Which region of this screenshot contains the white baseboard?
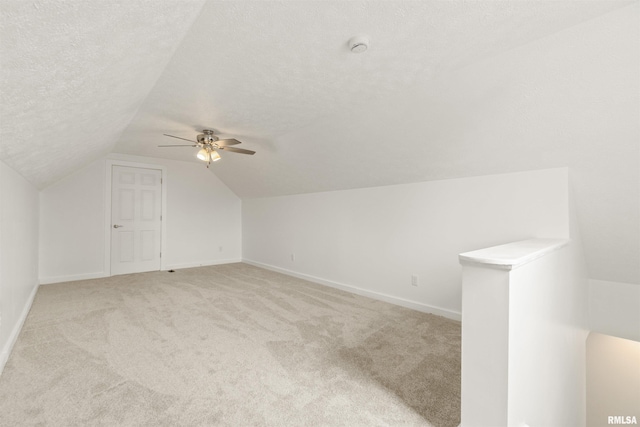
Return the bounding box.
[39,260,243,284]
[39,271,108,285]
[242,259,461,322]
[163,258,243,271]
[0,283,39,376]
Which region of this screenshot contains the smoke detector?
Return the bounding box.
[348,36,368,53]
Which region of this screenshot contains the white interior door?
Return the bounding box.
[111,166,162,276]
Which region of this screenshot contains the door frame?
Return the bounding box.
[104,159,167,277]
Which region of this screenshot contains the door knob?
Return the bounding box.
[113,224,124,228]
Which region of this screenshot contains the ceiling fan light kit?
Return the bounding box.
[197,147,220,162]
[196,148,208,161]
[210,150,221,162]
[159,129,255,168]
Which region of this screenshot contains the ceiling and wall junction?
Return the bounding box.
[1,0,637,284]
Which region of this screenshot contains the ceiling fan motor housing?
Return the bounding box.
[197,131,219,145]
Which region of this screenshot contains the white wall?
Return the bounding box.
[0,161,39,372]
[39,158,106,281]
[587,332,640,427]
[39,154,241,283]
[459,235,588,426]
[258,3,638,287]
[157,155,241,269]
[508,241,588,426]
[503,188,589,426]
[243,167,569,318]
[460,264,510,426]
[589,279,640,342]
[459,175,590,426]
[433,3,639,285]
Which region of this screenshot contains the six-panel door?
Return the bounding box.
[111,166,162,275]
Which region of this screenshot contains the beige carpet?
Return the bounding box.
[0,263,460,426]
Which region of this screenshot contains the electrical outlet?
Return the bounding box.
[411,275,418,286]
[291,254,295,262]
[219,246,223,252]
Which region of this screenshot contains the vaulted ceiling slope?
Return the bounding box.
[1,1,638,284]
[0,0,206,186]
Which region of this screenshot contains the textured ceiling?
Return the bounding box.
[114,0,632,166]
[0,0,205,186]
[1,0,638,284]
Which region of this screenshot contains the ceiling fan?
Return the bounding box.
[159,129,255,167]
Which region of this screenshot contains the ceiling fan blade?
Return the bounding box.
[163,134,198,143]
[219,146,256,155]
[216,138,242,146]
[158,144,197,147]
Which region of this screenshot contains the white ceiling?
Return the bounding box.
[1,0,638,283]
[0,0,206,186]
